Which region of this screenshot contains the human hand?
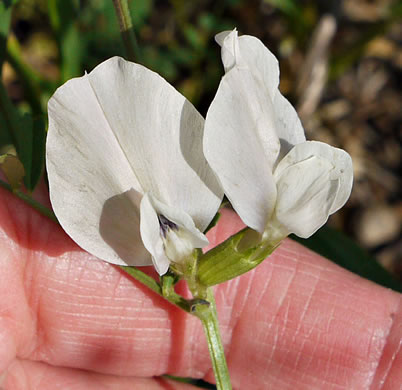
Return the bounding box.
[0,187,400,389]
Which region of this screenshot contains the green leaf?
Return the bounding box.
[11,111,33,190]
[48,0,80,35]
[0,82,32,188]
[0,112,12,148]
[48,0,85,81]
[60,23,86,81]
[183,25,206,50]
[263,0,302,18]
[128,0,153,28]
[30,116,46,190]
[0,81,27,147]
[0,0,20,74]
[292,226,402,293]
[0,81,45,191]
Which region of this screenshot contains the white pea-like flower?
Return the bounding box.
[46,57,223,275]
[204,30,353,240]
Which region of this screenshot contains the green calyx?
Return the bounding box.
[197,228,281,287]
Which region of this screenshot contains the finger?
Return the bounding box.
[370,301,402,389]
[3,359,199,390]
[209,212,402,389]
[0,187,401,389]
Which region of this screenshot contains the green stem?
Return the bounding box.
[6,36,55,115]
[112,0,141,62]
[0,179,58,222]
[118,265,191,312]
[196,288,232,390]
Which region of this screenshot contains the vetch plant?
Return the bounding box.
[45,29,353,390]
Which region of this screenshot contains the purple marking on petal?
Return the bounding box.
[158,214,178,238]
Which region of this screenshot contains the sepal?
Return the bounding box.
[197,228,281,287]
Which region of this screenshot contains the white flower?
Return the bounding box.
[46,57,223,275]
[204,30,353,239]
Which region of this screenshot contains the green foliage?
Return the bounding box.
[0,0,20,74]
[30,115,46,189]
[263,0,301,18]
[48,0,86,81]
[128,0,153,28]
[0,83,46,191]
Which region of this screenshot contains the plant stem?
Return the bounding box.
[6,36,55,115]
[0,179,58,222]
[118,265,191,312]
[112,0,141,62]
[196,288,232,390]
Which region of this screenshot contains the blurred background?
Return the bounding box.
[1,0,401,287]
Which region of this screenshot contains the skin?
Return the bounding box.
[0,186,401,390]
